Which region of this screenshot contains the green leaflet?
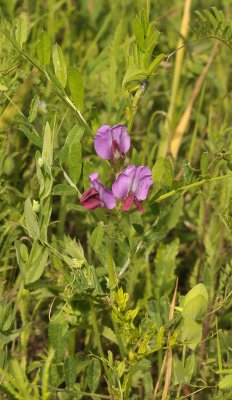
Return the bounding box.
[52,44,67,88]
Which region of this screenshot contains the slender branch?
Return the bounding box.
[154,173,232,203]
[153,352,167,399]
[170,41,219,158]
[90,300,112,389]
[159,0,192,157]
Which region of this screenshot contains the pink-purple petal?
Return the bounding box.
[131,166,153,201]
[122,193,135,211]
[94,124,130,160]
[112,165,136,200]
[89,172,116,210]
[80,188,102,210]
[101,190,117,209]
[94,125,112,159]
[111,125,130,155]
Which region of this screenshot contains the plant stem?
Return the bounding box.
[90,300,113,388]
[176,344,187,398]
[107,239,126,358]
[124,367,133,400]
[154,173,232,203]
[170,41,218,158]
[159,0,192,157]
[127,85,146,133]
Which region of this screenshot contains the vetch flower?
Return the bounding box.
[94,125,130,161]
[112,165,153,212]
[80,173,116,210]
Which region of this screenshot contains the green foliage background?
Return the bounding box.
[0,0,232,399]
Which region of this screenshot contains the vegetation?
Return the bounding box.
[0,0,232,399]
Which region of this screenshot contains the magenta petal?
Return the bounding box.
[122,193,135,211]
[131,166,153,201]
[111,125,130,155]
[89,172,116,210]
[94,125,112,159]
[134,197,144,213]
[80,188,102,210]
[112,165,136,200]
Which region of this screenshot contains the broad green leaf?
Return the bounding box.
[24,198,40,239]
[179,318,202,350]
[200,152,209,176]
[172,354,195,385]
[148,53,165,76]
[102,326,118,344]
[15,241,28,279]
[0,330,21,345]
[83,161,94,190]
[134,17,145,50]
[90,225,104,252]
[18,124,42,147]
[122,64,147,94]
[59,124,84,164]
[87,359,101,392]
[182,283,208,306]
[185,354,195,382]
[48,315,69,362]
[66,124,85,145]
[53,184,77,196]
[25,243,48,284]
[0,83,8,91]
[15,18,28,47]
[172,356,188,385]
[64,357,77,388]
[68,142,82,185]
[44,65,66,94]
[218,374,232,390]
[62,235,85,268]
[0,301,14,332]
[152,157,173,186]
[144,31,160,68]
[68,67,84,111]
[52,44,67,88]
[37,31,51,66]
[129,211,144,235]
[182,295,207,320]
[154,239,179,299]
[29,95,40,122]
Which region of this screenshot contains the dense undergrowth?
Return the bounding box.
[0,0,232,399]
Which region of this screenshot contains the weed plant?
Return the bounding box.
[0,1,232,399]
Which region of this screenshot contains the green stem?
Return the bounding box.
[216,317,222,372]
[127,86,145,133]
[107,243,118,295]
[1,31,93,138]
[112,319,126,359]
[124,367,133,400]
[57,195,66,238]
[90,300,113,388]
[158,0,192,157]
[176,345,186,398]
[154,173,232,203]
[107,240,126,358]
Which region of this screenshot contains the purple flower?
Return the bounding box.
[112,165,153,212]
[94,125,130,162]
[80,173,116,210]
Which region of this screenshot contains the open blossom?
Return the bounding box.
[94,125,130,161]
[80,173,116,210]
[112,165,153,212]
